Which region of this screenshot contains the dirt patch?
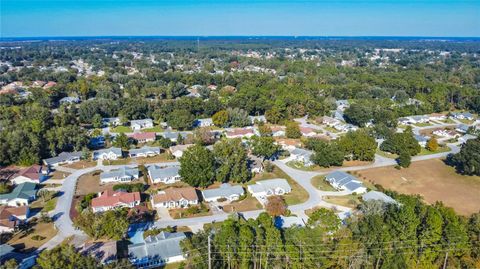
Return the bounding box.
[356,159,480,216]
[63,160,96,169]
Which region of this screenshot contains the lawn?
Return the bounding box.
[414,122,432,127]
[252,166,309,205]
[141,126,164,133]
[30,192,59,213]
[63,160,97,169]
[355,159,480,215]
[324,194,361,208]
[458,118,475,125]
[7,221,57,253]
[311,176,337,191]
[222,193,263,213]
[41,197,58,212]
[376,149,398,159]
[76,170,146,195]
[102,158,132,166]
[135,153,176,165]
[418,145,450,156]
[48,170,70,180]
[110,126,133,133]
[169,203,212,219]
[323,126,340,133]
[286,161,315,171]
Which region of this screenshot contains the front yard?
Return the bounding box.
[63,160,97,169]
[418,145,451,156]
[7,221,57,253]
[311,175,337,191]
[110,126,133,133]
[169,203,211,219]
[323,194,361,208]
[222,193,262,213]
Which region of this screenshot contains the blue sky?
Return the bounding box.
[1,0,479,37]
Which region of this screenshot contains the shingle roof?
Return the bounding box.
[248,178,291,194]
[43,151,82,166]
[100,167,138,180]
[0,182,37,201]
[147,165,180,180]
[91,190,141,208]
[202,184,244,200]
[129,146,160,156]
[94,147,122,156]
[13,165,43,181]
[325,171,365,192]
[152,187,198,204]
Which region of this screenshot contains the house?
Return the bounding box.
[151,187,198,208]
[410,115,429,124]
[0,206,29,233]
[11,165,49,184]
[160,132,189,142]
[43,151,82,167]
[450,112,474,121]
[202,183,245,202]
[0,244,37,269]
[100,166,139,184]
[458,134,477,144]
[274,216,306,229]
[289,148,314,167]
[102,117,121,127]
[428,113,447,121]
[335,100,350,111]
[129,146,161,158]
[333,110,345,122]
[0,183,37,207]
[300,127,316,137]
[362,191,397,204]
[335,123,358,132]
[270,126,285,137]
[325,171,367,194]
[147,165,180,184]
[456,124,470,134]
[169,144,194,159]
[82,241,118,265]
[432,129,459,139]
[128,132,156,143]
[249,155,264,173]
[414,134,429,148]
[90,136,105,148]
[194,118,213,127]
[128,232,187,268]
[225,128,255,139]
[249,115,267,124]
[321,116,341,127]
[130,119,154,131]
[247,178,292,204]
[91,190,141,213]
[44,81,57,89]
[93,147,122,160]
[59,96,80,105]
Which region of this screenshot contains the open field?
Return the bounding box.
[355,159,480,215]
[7,222,57,253]
[311,175,337,191]
[63,160,97,169]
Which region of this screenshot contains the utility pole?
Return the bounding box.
[442,250,449,269]
[208,234,212,269]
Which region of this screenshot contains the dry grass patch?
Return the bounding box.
[48,170,70,180]
[223,194,262,213]
[135,153,175,165]
[324,194,361,208]
[7,221,57,253]
[63,160,96,169]
[75,170,145,196]
[355,159,480,216]
[311,176,337,191]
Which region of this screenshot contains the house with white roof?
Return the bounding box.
[169,144,194,159]
[450,112,474,121]
[129,146,161,158]
[249,115,267,124]
[102,117,121,127]
[128,232,186,268]
[100,166,139,184]
[289,148,314,167]
[202,183,245,202]
[247,178,292,204]
[325,171,367,194]
[194,118,213,127]
[93,147,122,161]
[130,119,154,131]
[432,129,460,139]
[147,165,181,184]
[414,134,429,148]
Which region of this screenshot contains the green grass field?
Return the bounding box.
[110,126,132,133]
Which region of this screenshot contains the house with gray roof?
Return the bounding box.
[100,166,139,184]
[456,124,470,134]
[450,112,474,121]
[130,119,154,131]
[43,151,83,167]
[128,232,186,268]
[414,134,429,147]
[93,147,122,161]
[147,165,180,184]
[202,183,245,202]
[0,183,37,207]
[102,117,121,127]
[59,96,80,105]
[129,146,161,158]
[249,115,267,124]
[194,118,213,127]
[289,148,314,167]
[247,178,291,204]
[362,191,397,204]
[325,171,367,194]
[160,132,189,142]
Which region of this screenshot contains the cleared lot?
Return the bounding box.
[355,159,480,215]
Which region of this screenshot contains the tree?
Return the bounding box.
[226,107,250,127]
[311,142,344,167]
[338,129,377,161]
[36,244,100,269]
[212,110,229,127]
[344,103,373,127]
[112,133,130,149]
[449,138,480,176]
[397,150,411,168]
[92,114,103,129]
[307,208,341,233]
[285,121,301,139]
[258,124,272,137]
[249,136,281,160]
[179,145,216,187]
[380,127,421,156]
[265,107,283,124]
[426,137,439,151]
[265,196,287,217]
[167,109,194,130]
[213,139,251,183]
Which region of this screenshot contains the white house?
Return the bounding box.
[450,112,474,121]
[247,178,292,204]
[147,165,181,184]
[289,148,314,167]
[249,115,267,124]
[92,147,122,161]
[102,117,121,127]
[169,144,194,159]
[43,151,82,167]
[129,146,161,158]
[324,171,367,194]
[414,134,429,148]
[202,183,245,202]
[130,119,154,131]
[0,183,37,207]
[91,190,141,213]
[194,118,213,127]
[432,129,460,139]
[99,166,139,184]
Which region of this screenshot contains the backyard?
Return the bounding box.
[7,221,57,253]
